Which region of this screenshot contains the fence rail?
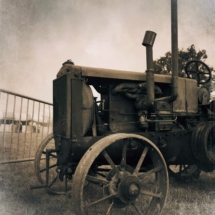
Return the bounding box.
[0,89,53,164]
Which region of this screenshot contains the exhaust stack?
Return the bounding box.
[142,31,157,109]
[168,0,178,102]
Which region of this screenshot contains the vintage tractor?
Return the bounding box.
[31,0,215,214]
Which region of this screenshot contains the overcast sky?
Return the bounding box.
[1,0,215,102]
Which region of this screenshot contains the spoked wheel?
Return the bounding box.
[168,164,201,182]
[34,133,72,195]
[72,133,169,215]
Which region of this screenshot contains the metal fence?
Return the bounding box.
[0,89,53,164]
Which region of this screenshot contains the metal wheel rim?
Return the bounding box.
[72,133,169,215]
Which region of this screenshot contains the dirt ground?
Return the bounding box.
[0,161,215,215]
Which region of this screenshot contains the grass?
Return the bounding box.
[0,162,75,215]
[0,132,215,214]
[0,162,215,215]
[0,130,50,162]
[163,172,215,215]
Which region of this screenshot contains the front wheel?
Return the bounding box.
[72,133,169,215]
[34,133,72,195]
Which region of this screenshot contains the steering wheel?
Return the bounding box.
[185,60,211,85]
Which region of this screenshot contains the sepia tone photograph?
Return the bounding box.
[0,0,215,214]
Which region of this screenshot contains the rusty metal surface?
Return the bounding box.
[81,65,173,83]
[81,82,94,136]
[108,84,139,133]
[142,31,157,109]
[185,79,198,113]
[168,0,178,103]
[53,72,95,139]
[173,78,198,113]
[53,73,71,138]
[70,129,195,165]
[173,78,186,112]
[57,64,172,83]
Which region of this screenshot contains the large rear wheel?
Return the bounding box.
[72,133,169,215]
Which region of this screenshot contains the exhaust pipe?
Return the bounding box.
[142,31,157,109]
[168,0,178,102]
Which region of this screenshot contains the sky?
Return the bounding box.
[0,0,215,103]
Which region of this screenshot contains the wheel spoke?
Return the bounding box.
[49,153,57,158]
[197,73,200,83]
[140,190,161,198]
[133,146,149,175]
[106,201,114,215]
[42,151,57,158]
[102,150,120,175]
[64,176,67,192]
[187,70,197,74]
[96,172,107,178]
[131,203,144,215]
[86,194,116,209]
[40,163,57,173]
[179,165,182,176]
[121,140,129,166]
[48,176,58,188]
[195,61,199,71]
[96,168,111,172]
[183,165,187,174]
[86,175,108,186]
[138,165,163,179]
[199,71,208,74]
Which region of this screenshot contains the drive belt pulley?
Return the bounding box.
[191,121,215,172]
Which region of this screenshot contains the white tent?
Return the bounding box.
[0,111,32,121]
[33,115,50,123]
[14,113,32,121]
[0,112,15,120]
[0,111,50,123]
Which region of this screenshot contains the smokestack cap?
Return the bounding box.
[142,31,157,47]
